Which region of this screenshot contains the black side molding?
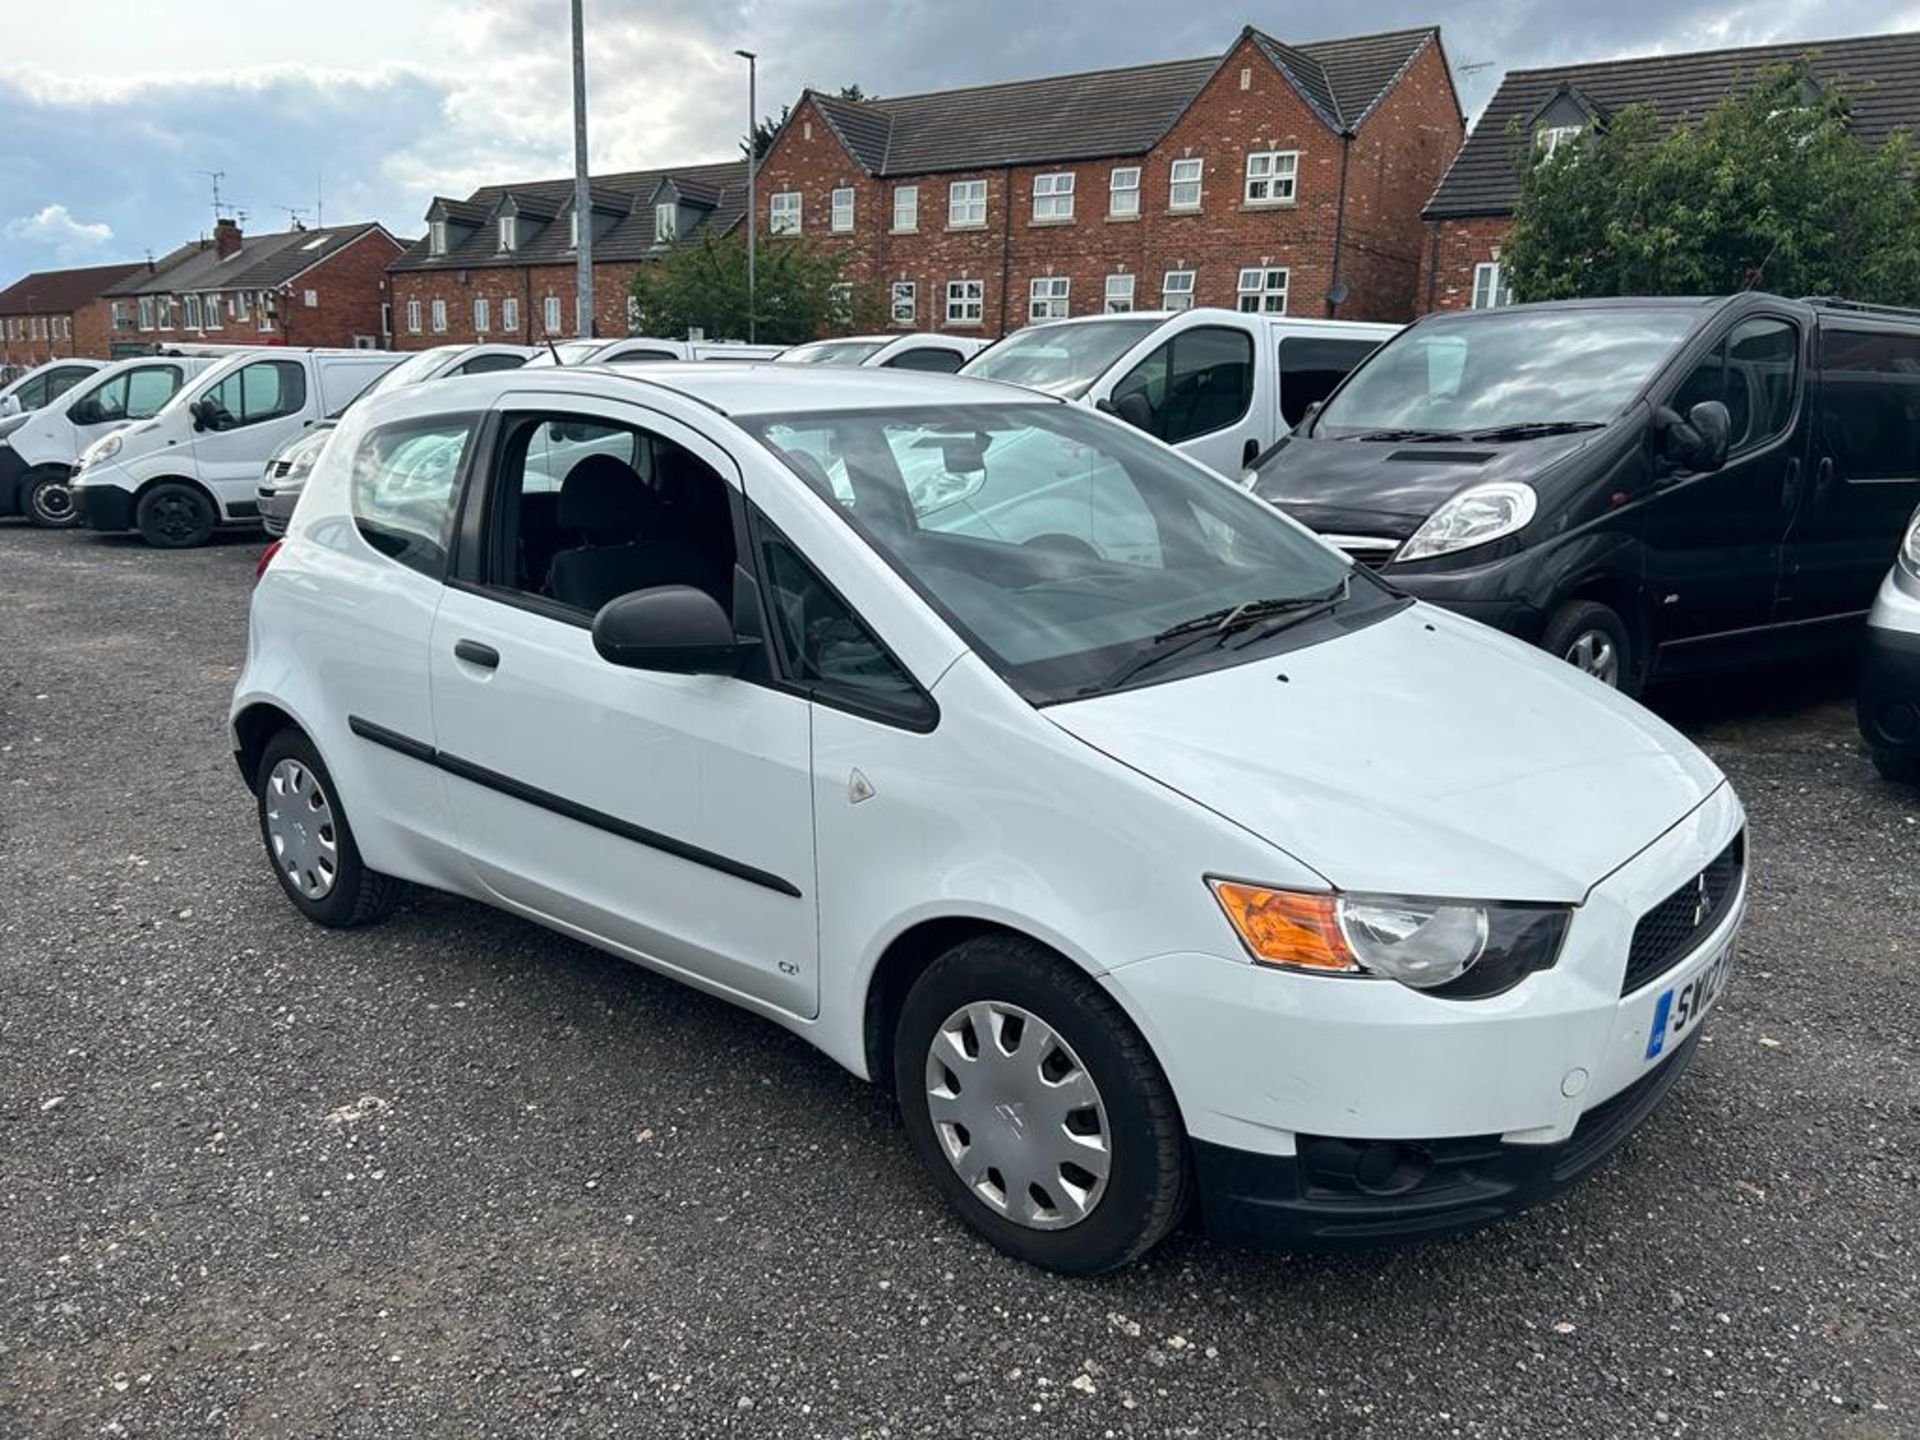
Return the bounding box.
[346,714,802,898]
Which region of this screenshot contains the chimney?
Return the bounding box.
[214,217,243,258]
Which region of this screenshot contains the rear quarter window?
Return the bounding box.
[349,416,479,578]
[1818,326,1920,480]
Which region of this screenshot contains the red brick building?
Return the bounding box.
[0,262,144,369]
[755,25,1462,336]
[387,162,747,349]
[1418,30,1920,313]
[93,219,405,353]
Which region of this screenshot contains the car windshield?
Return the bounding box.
[744,402,1377,702]
[779,339,887,366]
[1314,307,1703,437]
[961,319,1161,398]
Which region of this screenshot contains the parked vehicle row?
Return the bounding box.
[777,332,989,372]
[0,356,103,417]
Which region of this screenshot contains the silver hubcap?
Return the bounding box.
[30,481,73,522]
[923,1001,1111,1231]
[1565,629,1621,687]
[264,758,339,899]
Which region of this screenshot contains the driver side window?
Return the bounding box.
[1110,326,1254,445]
[1671,318,1798,454]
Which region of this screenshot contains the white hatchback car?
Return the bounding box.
[232,365,1748,1272]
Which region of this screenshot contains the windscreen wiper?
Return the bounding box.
[1465,420,1604,442]
[1223,575,1352,649]
[1083,580,1355,695]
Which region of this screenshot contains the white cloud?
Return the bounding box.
[4,204,114,260]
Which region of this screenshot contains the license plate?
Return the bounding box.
[1645,942,1734,1061]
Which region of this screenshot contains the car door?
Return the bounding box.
[1639,312,1805,650]
[1103,320,1263,476]
[428,390,818,1016]
[1779,321,1920,623]
[189,357,315,513]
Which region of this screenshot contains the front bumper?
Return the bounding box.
[1858,569,1920,765]
[73,481,135,533]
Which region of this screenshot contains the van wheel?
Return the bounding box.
[893,935,1189,1274]
[136,482,216,548]
[255,728,407,928]
[1543,600,1639,695]
[23,472,80,528]
[1870,747,1920,784]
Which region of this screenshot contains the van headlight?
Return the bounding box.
[1208,881,1572,998]
[1901,509,1920,577]
[82,433,123,468]
[1396,481,1538,563]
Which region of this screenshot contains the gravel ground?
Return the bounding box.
[1,521,1915,1440]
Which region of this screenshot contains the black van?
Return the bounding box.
[1248,294,1920,693]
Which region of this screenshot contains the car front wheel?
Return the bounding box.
[135,482,217,548]
[23,472,80,528]
[255,728,406,927]
[1543,598,1640,696]
[893,934,1189,1273]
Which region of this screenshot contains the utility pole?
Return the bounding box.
[571,0,595,338]
[736,49,758,343]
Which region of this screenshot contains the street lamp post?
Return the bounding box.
[571,0,594,338]
[736,48,757,344]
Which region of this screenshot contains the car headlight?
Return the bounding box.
[82,433,123,468]
[1396,481,1538,563]
[1208,880,1571,998]
[1901,509,1920,577]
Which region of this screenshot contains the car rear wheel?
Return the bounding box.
[135,482,217,548]
[1543,599,1639,696]
[23,472,80,528]
[893,934,1188,1273]
[255,729,406,928]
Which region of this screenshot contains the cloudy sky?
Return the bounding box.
[2,0,1916,279]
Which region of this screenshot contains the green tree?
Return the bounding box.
[628,231,884,345]
[1503,60,1920,305]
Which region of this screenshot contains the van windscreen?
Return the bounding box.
[961,319,1160,398]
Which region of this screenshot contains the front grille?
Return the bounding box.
[1321,534,1400,569]
[1621,832,1745,995]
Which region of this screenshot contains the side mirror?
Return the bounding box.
[68,400,100,426]
[1656,400,1730,474]
[591,585,754,675]
[1112,391,1155,433]
[0,396,18,417]
[188,399,211,432]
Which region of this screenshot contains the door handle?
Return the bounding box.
[453,638,500,669]
[1241,438,1260,468]
[1780,456,1802,511]
[1814,456,1835,506]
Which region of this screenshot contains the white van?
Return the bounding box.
[776,333,989,372]
[960,309,1397,477]
[0,357,105,418]
[524,337,787,367]
[71,347,402,547]
[0,355,220,527]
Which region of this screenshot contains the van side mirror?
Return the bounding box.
[1103,391,1154,432]
[68,399,101,426]
[1656,400,1731,474]
[188,399,212,432]
[591,586,755,675]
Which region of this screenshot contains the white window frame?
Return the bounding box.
[1244,150,1299,205]
[1161,271,1195,310]
[830,186,855,233]
[948,179,987,229]
[1472,261,1513,309]
[945,278,984,326]
[1032,172,1075,223]
[302,288,318,309]
[890,281,916,327]
[184,294,203,329]
[474,297,490,332]
[769,190,802,235]
[1537,125,1582,157]
[430,298,447,333]
[429,219,449,256]
[1169,157,1203,212]
[498,215,517,252]
[654,203,678,244]
[405,299,422,334]
[1029,276,1070,321]
[1108,167,1140,218]
[234,292,249,320]
[1236,266,1290,314]
[257,293,276,333]
[892,185,918,232]
[156,297,174,331]
[543,295,562,333]
[203,295,222,331]
[1103,274,1135,313]
[502,296,519,331]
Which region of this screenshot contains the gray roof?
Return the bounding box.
[106,224,392,296]
[391,159,750,273]
[0,261,146,315]
[804,26,1439,175]
[1426,28,1920,219]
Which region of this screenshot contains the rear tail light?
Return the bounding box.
[255,539,282,580]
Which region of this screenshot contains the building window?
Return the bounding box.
[543,295,562,333]
[203,296,222,330]
[258,293,276,332]
[1161,271,1195,310]
[1236,266,1289,313]
[828,282,853,323]
[303,288,319,309]
[498,215,517,252]
[830,187,855,233]
[429,219,449,256]
[948,179,987,229]
[625,295,642,334]
[406,299,422,334]
[502,296,519,331]
[654,203,677,244]
[892,185,918,232]
[1104,274,1135,313]
[430,298,447,333]
[184,294,203,329]
[1471,261,1513,309]
[59,316,71,339]
[1109,167,1140,218]
[111,301,132,332]
[1029,276,1070,321]
[890,281,916,327]
[1169,157,1203,212]
[234,292,249,320]
[157,297,175,330]
[1244,151,1299,205]
[474,297,490,332]
[1537,125,1582,157]
[945,278,984,326]
[770,191,802,235]
[1032,172,1075,222]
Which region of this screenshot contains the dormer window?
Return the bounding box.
[1537,124,1583,157]
[498,215,518,252]
[428,219,448,256]
[654,203,678,243]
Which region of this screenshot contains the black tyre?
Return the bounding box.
[255,728,407,928]
[135,481,217,548]
[1870,746,1920,784]
[893,934,1189,1274]
[1542,598,1639,696]
[23,471,80,529]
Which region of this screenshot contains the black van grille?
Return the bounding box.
[1621,832,1745,995]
